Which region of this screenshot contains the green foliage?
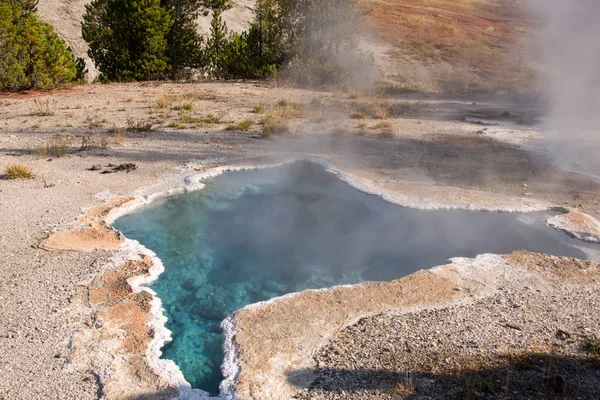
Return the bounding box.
[0,0,78,91]
[82,0,172,81]
[208,0,371,85]
[204,0,231,78]
[78,0,369,84]
[161,0,204,78]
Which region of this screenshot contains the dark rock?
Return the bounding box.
[504,323,522,331]
[555,329,571,340]
[501,111,512,118]
[113,163,137,172]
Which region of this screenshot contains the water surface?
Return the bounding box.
[113,161,588,395]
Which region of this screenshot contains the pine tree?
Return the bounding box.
[204,0,231,78]
[0,0,77,91]
[232,0,369,84]
[82,0,172,81]
[161,0,204,78]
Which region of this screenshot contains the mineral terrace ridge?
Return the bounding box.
[1,83,600,400]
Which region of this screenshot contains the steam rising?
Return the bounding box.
[526,0,600,175]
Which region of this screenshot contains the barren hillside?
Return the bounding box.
[37,0,535,92]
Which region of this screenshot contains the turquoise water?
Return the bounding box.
[113,161,588,395]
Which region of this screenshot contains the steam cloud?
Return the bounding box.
[526,0,600,175]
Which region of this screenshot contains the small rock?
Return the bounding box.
[90,165,102,171]
[505,323,522,331]
[113,163,137,172]
[501,111,512,117]
[555,329,571,341]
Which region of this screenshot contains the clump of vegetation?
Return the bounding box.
[582,332,600,358]
[174,103,193,111]
[37,134,72,158]
[83,0,172,81]
[374,121,394,136]
[253,105,266,114]
[350,111,366,120]
[0,0,80,91]
[356,122,367,135]
[371,100,391,120]
[261,114,290,138]
[126,117,153,132]
[85,114,106,128]
[167,121,187,130]
[201,114,220,124]
[79,130,108,150]
[227,119,254,131]
[156,96,171,109]
[4,163,33,179]
[81,0,369,85]
[112,128,125,144]
[389,373,415,397]
[347,90,362,100]
[32,99,57,116]
[331,127,349,136]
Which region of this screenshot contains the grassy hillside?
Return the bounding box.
[367,0,535,93]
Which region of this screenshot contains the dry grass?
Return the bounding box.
[156,96,171,109]
[389,373,415,397]
[331,127,350,137]
[261,114,290,138]
[112,128,125,145]
[368,0,534,92]
[371,100,391,120]
[37,134,72,158]
[253,105,266,114]
[167,122,187,130]
[126,118,153,132]
[32,99,57,116]
[79,130,108,150]
[374,121,395,136]
[347,90,362,100]
[583,333,600,358]
[227,119,254,132]
[350,111,367,120]
[4,163,33,179]
[174,103,193,111]
[173,112,221,128]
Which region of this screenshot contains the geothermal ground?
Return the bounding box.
[1,82,600,399]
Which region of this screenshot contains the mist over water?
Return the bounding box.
[114,162,589,395]
[526,0,600,175]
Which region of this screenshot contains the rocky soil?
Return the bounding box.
[0,82,599,399]
[296,274,600,399]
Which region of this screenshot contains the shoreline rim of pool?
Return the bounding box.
[101,157,595,400]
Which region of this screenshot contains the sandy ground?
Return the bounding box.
[1,82,600,399]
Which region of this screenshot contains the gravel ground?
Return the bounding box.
[1,82,599,399]
[295,286,600,399]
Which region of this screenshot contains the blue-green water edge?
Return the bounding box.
[113,161,588,395]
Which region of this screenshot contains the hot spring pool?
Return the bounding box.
[113,161,590,395]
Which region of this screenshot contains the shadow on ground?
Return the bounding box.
[288,353,600,399]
